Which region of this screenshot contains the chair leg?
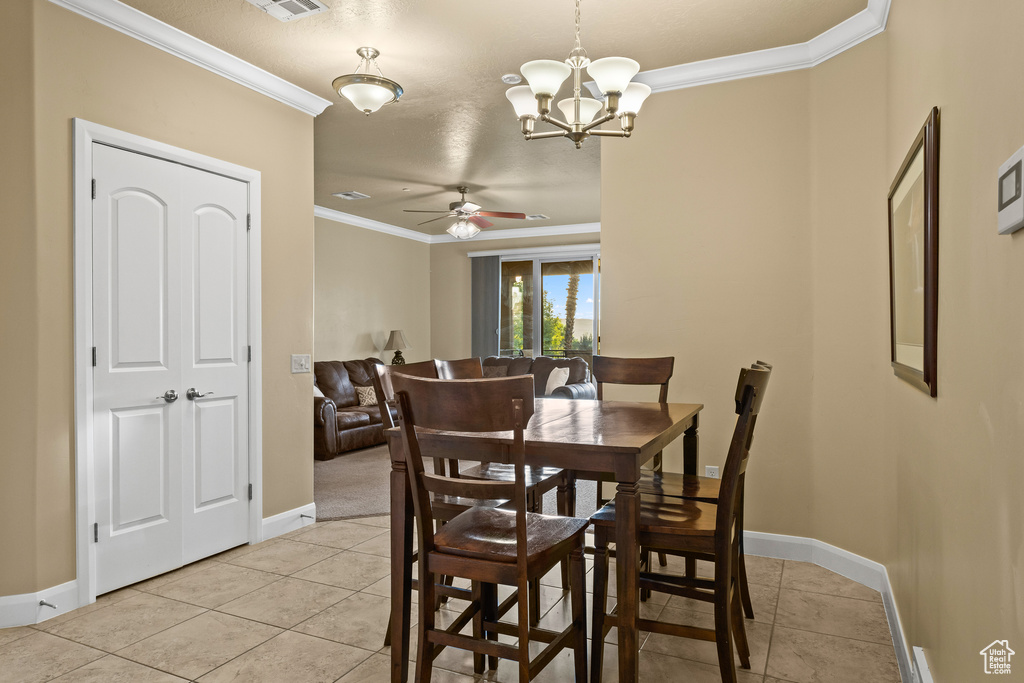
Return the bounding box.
[471,581,485,674]
[590,534,609,683]
[518,577,532,683]
[557,479,571,589]
[737,549,754,620]
[564,470,577,517]
[482,582,499,671]
[731,582,751,669]
[570,547,588,683]
[415,568,436,683]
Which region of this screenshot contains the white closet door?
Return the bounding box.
[92,143,250,593]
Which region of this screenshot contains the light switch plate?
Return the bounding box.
[291,354,311,374]
[998,145,1024,234]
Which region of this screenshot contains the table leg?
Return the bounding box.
[615,479,641,683]
[390,458,413,683]
[683,414,700,475]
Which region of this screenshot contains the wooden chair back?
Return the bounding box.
[371,360,438,430]
[435,357,484,380]
[392,374,536,560]
[591,355,675,402]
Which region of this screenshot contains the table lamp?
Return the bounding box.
[383,329,409,365]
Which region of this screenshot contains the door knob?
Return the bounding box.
[186,388,213,400]
[157,390,178,402]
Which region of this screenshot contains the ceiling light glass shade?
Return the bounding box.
[586,57,640,94]
[521,60,572,96]
[447,220,481,240]
[616,81,652,115]
[337,81,398,114]
[557,97,604,124]
[506,86,539,118]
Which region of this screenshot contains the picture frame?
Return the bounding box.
[888,106,939,396]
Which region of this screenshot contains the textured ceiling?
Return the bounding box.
[121,0,866,235]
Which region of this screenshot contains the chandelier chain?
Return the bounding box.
[574,0,581,51]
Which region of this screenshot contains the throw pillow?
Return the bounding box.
[313,384,325,398]
[356,385,378,406]
[482,365,508,378]
[544,366,571,395]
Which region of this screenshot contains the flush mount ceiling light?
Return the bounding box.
[332,47,403,114]
[506,0,651,149]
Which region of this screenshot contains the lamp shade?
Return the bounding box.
[383,329,409,351]
[447,219,481,240]
[520,59,572,97]
[506,85,539,118]
[339,82,397,114]
[557,97,604,125]
[587,57,640,95]
[616,81,652,115]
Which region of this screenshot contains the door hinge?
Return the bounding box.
[91,347,97,367]
[247,345,251,362]
[248,484,253,501]
[246,214,251,230]
[93,522,98,543]
[91,179,96,200]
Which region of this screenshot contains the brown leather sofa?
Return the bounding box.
[482,356,597,400]
[314,358,392,460]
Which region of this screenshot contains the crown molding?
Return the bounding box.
[314,205,433,243]
[315,205,600,244]
[46,0,332,116]
[587,0,891,96]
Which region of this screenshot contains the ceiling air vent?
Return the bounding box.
[244,0,328,22]
[525,214,550,221]
[332,191,371,200]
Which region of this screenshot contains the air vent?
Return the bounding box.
[332,191,371,201]
[244,0,328,22]
[525,214,549,220]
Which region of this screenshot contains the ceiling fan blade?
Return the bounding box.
[417,214,456,226]
[475,211,528,220]
[403,209,451,213]
[468,216,493,229]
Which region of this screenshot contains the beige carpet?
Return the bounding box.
[313,443,598,521]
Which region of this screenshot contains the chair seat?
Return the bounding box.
[589,495,719,537]
[638,471,721,502]
[435,506,588,564]
[460,463,565,491]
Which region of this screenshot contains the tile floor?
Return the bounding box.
[0,517,902,683]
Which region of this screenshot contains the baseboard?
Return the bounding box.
[261,502,317,541]
[744,531,912,683]
[0,580,81,628]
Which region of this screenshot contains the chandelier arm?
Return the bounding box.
[526,130,571,140]
[539,114,574,132]
[589,129,630,137]
[581,112,617,132]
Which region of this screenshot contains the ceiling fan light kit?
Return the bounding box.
[508,0,651,148]
[332,47,403,114]
[404,186,528,240]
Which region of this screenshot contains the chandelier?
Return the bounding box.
[332,47,403,115]
[505,0,651,149]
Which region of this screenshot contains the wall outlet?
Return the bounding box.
[704,465,720,479]
[291,354,311,374]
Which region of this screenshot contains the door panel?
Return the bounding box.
[93,143,250,592]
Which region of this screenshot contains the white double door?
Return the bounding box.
[92,144,251,595]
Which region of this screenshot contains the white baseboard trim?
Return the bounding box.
[745,531,912,682]
[0,580,81,628]
[261,502,317,541]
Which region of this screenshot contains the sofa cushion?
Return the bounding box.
[544,366,571,395]
[530,356,589,397]
[315,361,358,408]
[336,410,372,430]
[506,357,535,377]
[343,358,382,387]
[349,405,383,425]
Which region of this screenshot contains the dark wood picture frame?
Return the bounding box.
[888,106,939,396]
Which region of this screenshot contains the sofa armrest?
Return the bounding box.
[314,396,338,460]
[550,381,597,400]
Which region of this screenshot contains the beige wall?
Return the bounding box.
[429,234,601,361]
[604,4,1024,678]
[0,0,316,596]
[601,71,817,540]
[314,219,431,363]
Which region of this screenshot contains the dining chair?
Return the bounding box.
[434,356,484,379]
[637,360,772,618]
[589,363,771,683]
[393,373,589,683]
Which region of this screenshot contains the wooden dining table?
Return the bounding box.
[387,397,703,683]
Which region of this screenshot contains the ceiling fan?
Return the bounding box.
[404,186,527,237]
